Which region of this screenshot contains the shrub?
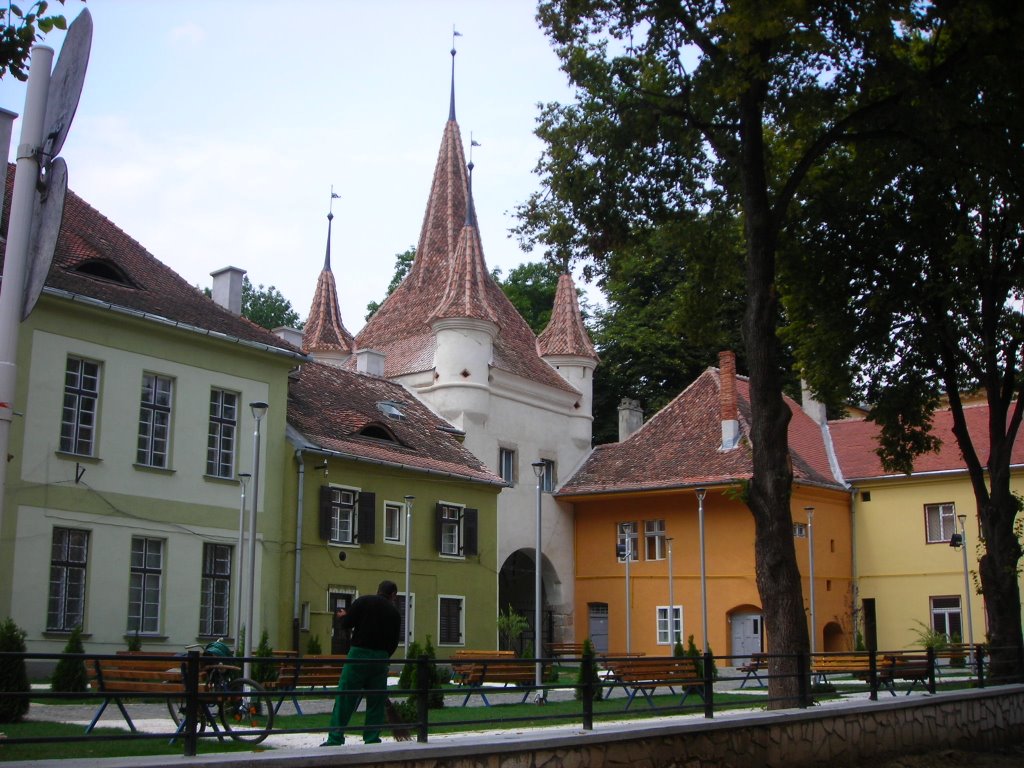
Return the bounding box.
[684,634,718,680]
[51,626,88,693]
[126,631,142,652]
[496,607,529,654]
[306,634,322,655]
[398,637,444,709]
[397,640,423,690]
[252,629,276,684]
[574,637,603,701]
[673,639,685,658]
[910,620,948,651]
[0,617,30,723]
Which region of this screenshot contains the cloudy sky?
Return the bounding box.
[1,0,591,334]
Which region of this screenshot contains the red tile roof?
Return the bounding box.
[287,360,502,485]
[537,273,598,360]
[431,196,499,324]
[302,214,355,355]
[559,366,844,496]
[829,404,1024,479]
[2,164,301,357]
[351,120,577,394]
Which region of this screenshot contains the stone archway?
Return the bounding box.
[823,621,846,652]
[498,548,558,654]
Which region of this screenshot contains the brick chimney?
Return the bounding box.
[618,398,643,442]
[719,350,740,450]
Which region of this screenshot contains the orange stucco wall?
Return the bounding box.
[570,485,853,659]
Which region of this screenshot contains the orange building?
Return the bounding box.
[558,352,852,661]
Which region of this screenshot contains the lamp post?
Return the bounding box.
[956,514,975,656]
[696,488,708,654]
[624,527,632,654]
[244,401,268,680]
[804,507,816,656]
[233,472,250,649]
[404,495,414,657]
[531,460,546,703]
[667,537,676,647]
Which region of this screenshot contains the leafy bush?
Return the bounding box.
[126,631,142,652]
[684,634,718,680]
[306,634,322,655]
[50,626,88,693]
[496,606,529,654]
[910,620,948,650]
[0,617,30,723]
[252,629,276,684]
[574,637,603,701]
[398,636,444,709]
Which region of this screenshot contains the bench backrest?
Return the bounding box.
[274,654,345,687]
[608,657,701,682]
[88,656,184,694]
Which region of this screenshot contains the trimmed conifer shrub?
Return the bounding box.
[574,637,603,701]
[0,617,30,723]
[51,626,88,693]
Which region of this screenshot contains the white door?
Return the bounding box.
[731,612,763,665]
[588,603,609,654]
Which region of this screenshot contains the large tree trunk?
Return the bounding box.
[739,87,810,708]
[978,488,1024,683]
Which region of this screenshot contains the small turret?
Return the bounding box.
[302,195,355,366]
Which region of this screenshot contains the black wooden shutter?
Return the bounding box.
[356,491,376,544]
[434,503,444,553]
[462,508,478,556]
[318,486,332,540]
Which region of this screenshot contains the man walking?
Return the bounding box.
[322,580,402,746]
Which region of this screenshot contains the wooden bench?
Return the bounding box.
[546,642,585,661]
[737,652,768,688]
[85,653,183,733]
[450,650,536,706]
[812,652,932,696]
[881,654,932,695]
[268,653,345,714]
[603,656,704,710]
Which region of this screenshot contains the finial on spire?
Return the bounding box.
[450,26,462,121]
[465,160,477,227]
[324,186,340,270]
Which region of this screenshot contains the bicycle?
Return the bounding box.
[167,640,274,744]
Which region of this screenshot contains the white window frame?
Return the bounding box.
[128,537,164,635]
[60,356,100,456]
[47,527,89,631]
[397,591,415,649]
[199,542,232,637]
[925,502,957,544]
[328,487,358,545]
[438,594,465,646]
[656,605,683,645]
[384,501,404,544]
[793,522,807,538]
[645,519,666,560]
[930,595,963,640]
[206,388,238,478]
[439,503,463,557]
[617,521,639,562]
[499,447,516,486]
[137,372,173,468]
[540,458,556,492]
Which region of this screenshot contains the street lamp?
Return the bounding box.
[667,537,677,647]
[804,507,816,656]
[233,472,251,649]
[955,514,975,657]
[244,401,268,680]
[696,488,708,654]
[531,460,546,703]
[404,495,414,657]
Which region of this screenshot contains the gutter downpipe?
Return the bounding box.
[293,450,305,653]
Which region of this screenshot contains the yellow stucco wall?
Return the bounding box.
[570,485,853,658]
[852,472,1024,651]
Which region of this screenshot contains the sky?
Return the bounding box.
[1,0,592,335]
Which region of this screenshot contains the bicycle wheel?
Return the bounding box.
[218,677,274,744]
[167,695,207,735]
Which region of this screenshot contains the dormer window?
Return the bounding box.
[72,259,133,286]
[358,423,397,442]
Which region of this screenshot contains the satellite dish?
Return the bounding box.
[41,8,92,161]
[23,157,67,319]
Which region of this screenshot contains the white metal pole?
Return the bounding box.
[625,530,632,655]
[244,403,267,679]
[958,514,975,657]
[667,537,676,647]
[697,488,708,654]
[534,466,544,701]
[0,48,53,534]
[404,495,414,657]
[806,508,817,656]
[233,473,250,648]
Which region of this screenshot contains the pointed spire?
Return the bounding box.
[465,160,477,227]
[449,26,461,122]
[538,273,599,360]
[302,199,355,360]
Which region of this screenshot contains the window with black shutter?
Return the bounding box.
[438,596,463,644]
[462,508,478,556]
[319,486,358,544]
[356,492,376,543]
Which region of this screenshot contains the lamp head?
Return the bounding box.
[532,460,546,479]
[250,401,269,421]
[949,533,963,549]
[695,487,707,502]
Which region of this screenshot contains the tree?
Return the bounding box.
[241,277,301,330]
[365,246,416,320]
[783,3,1024,679]
[0,1,73,81]
[520,0,947,705]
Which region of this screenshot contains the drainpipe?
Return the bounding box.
[850,486,859,645]
[293,450,305,653]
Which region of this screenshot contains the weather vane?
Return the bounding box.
[452,25,462,54]
[470,133,481,164]
[329,185,340,216]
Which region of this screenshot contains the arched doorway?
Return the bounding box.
[728,605,764,665]
[823,621,846,652]
[498,549,551,655]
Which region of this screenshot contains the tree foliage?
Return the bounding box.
[783,1,1024,678]
[241,276,302,331]
[0,0,73,81]
[366,246,416,320]
[520,0,965,704]
[492,260,563,334]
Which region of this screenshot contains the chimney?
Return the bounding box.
[719,350,740,450]
[274,326,303,348]
[210,266,246,315]
[801,379,827,425]
[355,348,385,377]
[618,398,643,442]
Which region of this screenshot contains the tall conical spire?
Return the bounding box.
[538,273,599,360]
[303,197,355,361]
